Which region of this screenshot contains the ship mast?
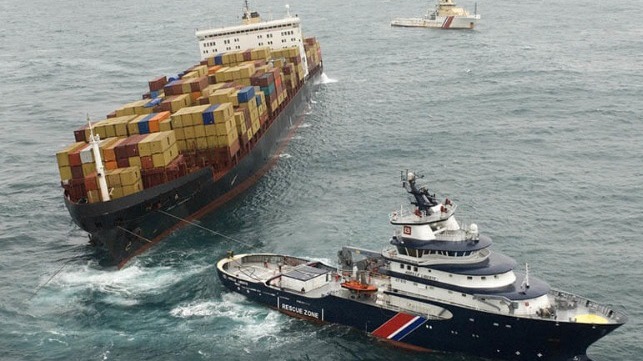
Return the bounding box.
[87,115,110,202]
[401,170,439,214]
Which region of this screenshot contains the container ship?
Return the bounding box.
[217,172,626,361]
[56,3,323,268]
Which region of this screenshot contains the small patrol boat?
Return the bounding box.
[216,171,626,361]
[391,0,480,30]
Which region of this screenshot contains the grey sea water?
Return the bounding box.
[0,0,641,360]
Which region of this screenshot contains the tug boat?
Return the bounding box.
[216,172,626,361]
[391,0,480,30]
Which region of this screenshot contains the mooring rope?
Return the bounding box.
[29,259,73,301]
[117,226,152,243]
[157,210,253,247]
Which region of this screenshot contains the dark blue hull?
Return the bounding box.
[64,65,323,267]
[218,269,620,361]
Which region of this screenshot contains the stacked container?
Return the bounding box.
[58,43,319,203]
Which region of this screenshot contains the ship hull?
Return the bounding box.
[218,263,621,361]
[65,66,322,267]
[391,15,480,29]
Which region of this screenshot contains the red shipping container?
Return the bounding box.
[148,76,167,92]
[71,165,84,179]
[74,124,88,142]
[140,156,154,169]
[68,149,83,167]
[117,157,130,168]
[125,135,143,157]
[114,140,129,160]
[84,174,98,191]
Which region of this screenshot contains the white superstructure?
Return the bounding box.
[195,3,309,77]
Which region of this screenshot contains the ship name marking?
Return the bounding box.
[281,303,320,319]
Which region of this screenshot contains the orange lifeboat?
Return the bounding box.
[340,279,378,293]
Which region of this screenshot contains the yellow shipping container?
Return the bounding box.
[208,88,236,105]
[127,115,147,135]
[129,156,141,168]
[251,47,271,60]
[196,136,208,150]
[205,124,217,137]
[217,129,238,147]
[194,124,206,138]
[56,141,85,167]
[190,104,210,125]
[182,71,198,80]
[119,166,141,186]
[215,118,232,135]
[136,133,156,157]
[214,103,234,122]
[194,64,208,77]
[206,135,217,148]
[87,190,101,204]
[177,139,187,152]
[149,131,176,154]
[110,186,124,200]
[214,67,229,83]
[159,118,172,131]
[152,143,179,167]
[183,126,195,139]
[58,166,72,181]
[106,168,122,187]
[82,163,96,176]
[171,94,192,113]
[202,83,226,97]
[101,115,137,137]
[122,181,143,197]
[174,127,185,140]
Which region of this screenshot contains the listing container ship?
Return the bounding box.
[56,3,323,267]
[217,172,626,361]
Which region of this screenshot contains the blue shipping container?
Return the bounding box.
[202,104,219,125]
[236,86,255,103]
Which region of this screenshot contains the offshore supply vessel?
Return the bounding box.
[56,3,323,267]
[391,0,480,30]
[217,172,626,361]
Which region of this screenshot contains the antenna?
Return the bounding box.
[521,263,530,291]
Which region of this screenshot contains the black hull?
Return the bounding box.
[217,270,621,361]
[65,66,323,267]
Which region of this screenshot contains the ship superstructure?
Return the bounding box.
[217,172,626,361]
[196,2,310,75]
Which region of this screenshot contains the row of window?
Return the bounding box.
[204,23,298,38]
[398,263,500,281]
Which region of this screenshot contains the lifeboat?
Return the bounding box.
[341,279,378,293]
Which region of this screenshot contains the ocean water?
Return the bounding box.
[0,0,641,360]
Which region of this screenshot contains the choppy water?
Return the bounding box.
[1,0,641,360]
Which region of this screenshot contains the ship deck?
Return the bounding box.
[220,254,392,302]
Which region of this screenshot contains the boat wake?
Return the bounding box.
[317,73,337,84]
[40,260,203,306]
